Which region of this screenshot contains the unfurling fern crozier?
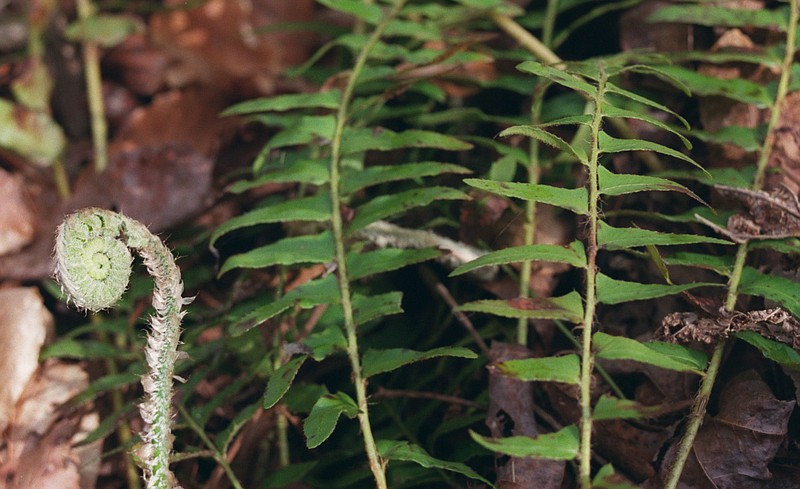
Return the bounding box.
[55,208,187,489]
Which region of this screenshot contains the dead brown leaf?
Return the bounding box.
[661,306,800,348]
[0,360,101,489]
[769,91,800,193]
[486,342,565,489]
[595,418,671,481]
[0,287,53,434]
[697,185,800,243]
[657,371,795,488]
[149,0,315,93]
[0,168,36,256]
[0,88,231,281]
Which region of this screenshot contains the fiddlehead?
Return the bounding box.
[55,208,186,489]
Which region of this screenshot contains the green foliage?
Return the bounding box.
[497,354,581,384]
[361,347,477,378]
[45,1,800,488]
[593,332,708,373]
[377,440,491,485]
[470,425,580,460]
[304,392,360,449]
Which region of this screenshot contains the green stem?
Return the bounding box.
[541,0,559,48]
[328,2,405,487]
[273,326,291,468]
[76,0,108,172]
[517,82,546,345]
[578,68,606,489]
[97,320,142,489]
[178,404,244,489]
[663,2,798,487]
[52,158,71,199]
[55,209,186,489]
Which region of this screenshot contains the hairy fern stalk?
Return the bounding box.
[55,208,187,489]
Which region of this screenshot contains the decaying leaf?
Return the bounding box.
[0,360,101,489]
[657,371,795,488]
[487,342,565,489]
[0,287,53,434]
[149,0,314,92]
[697,184,800,242]
[0,168,36,256]
[660,306,800,349]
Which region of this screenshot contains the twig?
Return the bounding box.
[178,404,244,489]
[374,387,485,410]
[418,266,491,357]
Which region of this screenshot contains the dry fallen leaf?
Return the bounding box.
[661,306,800,348]
[657,370,795,488]
[0,287,53,434]
[0,289,99,487]
[487,342,565,489]
[697,185,800,243]
[0,168,36,256]
[0,360,101,489]
[149,0,314,93]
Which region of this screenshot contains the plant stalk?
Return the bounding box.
[577,68,606,489]
[541,0,559,48]
[178,404,244,489]
[663,1,798,487]
[327,2,406,487]
[517,82,546,345]
[76,0,109,172]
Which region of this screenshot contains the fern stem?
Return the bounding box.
[541,0,559,48]
[489,12,663,171]
[96,319,143,489]
[663,2,798,487]
[178,404,244,489]
[517,82,546,345]
[577,67,606,489]
[327,2,405,487]
[489,11,561,65]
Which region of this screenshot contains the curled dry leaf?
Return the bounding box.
[660,306,800,349]
[697,185,800,243]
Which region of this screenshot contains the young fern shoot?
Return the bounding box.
[55,208,187,489]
